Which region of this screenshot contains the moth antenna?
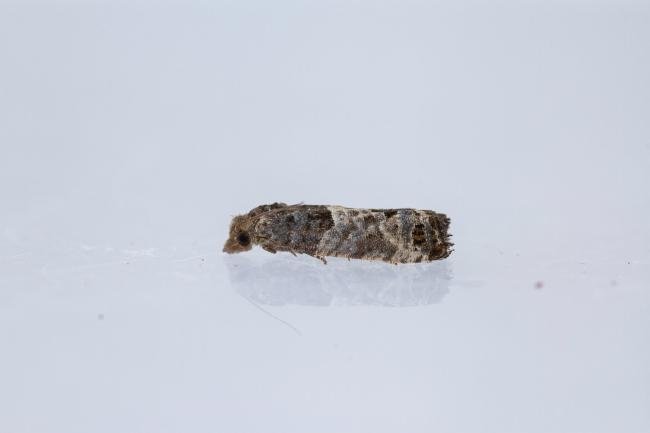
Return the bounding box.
[241,295,302,336]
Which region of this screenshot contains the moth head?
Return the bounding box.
[223,215,254,254]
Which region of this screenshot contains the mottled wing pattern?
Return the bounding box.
[255,205,334,256]
[224,203,452,264]
[317,207,451,263]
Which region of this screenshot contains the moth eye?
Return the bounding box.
[237,232,251,246]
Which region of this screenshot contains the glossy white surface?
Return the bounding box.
[1,2,649,432]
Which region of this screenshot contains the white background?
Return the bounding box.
[1,1,649,432]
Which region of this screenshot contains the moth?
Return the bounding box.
[223,203,452,264]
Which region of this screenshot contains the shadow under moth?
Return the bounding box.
[223,203,453,264]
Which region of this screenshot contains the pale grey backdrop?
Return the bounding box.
[1,1,649,432]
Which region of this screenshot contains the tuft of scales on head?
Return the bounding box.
[223,203,452,264]
[222,214,254,254]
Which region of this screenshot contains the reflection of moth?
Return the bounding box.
[223,203,452,264]
[226,255,452,306]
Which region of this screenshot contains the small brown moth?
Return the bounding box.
[223,203,452,264]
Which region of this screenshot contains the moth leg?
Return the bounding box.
[306,253,327,264]
[262,245,277,254]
